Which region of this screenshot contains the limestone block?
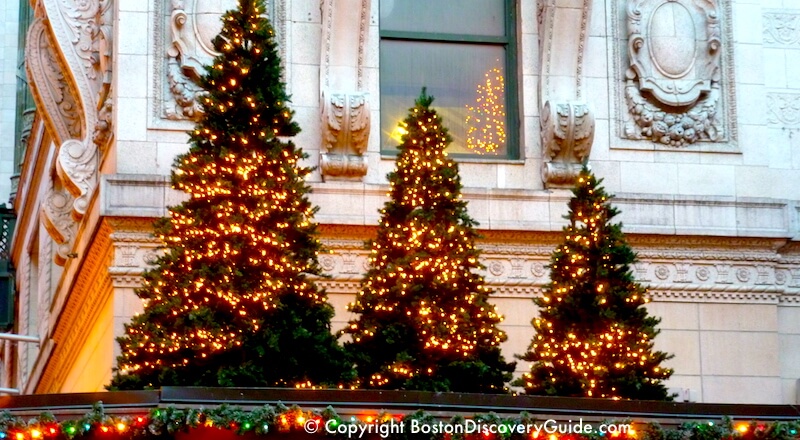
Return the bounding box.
[460,163,498,188]
[677,164,736,197]
[735,198,789,237]
[699,331,780,376]
[117,12,149,56]
[656,330,701,376]
[702,376,782,404]
[778,306,800,334]
[779,334,800,377]
[116,98,148,142]
[673,197,737,235]
[615,195,676,234]
[116,55,148,98]
[699,303,778,332]
[100,174,169,217]
[734,43,764,85]
[290,64,320,108]
[764,48,788,89]
[664,374,703,402]
[646,302,700,330]
[156,142,189,174]
[739,125,770,167]
[114,141,157,174]
[620,162,678,194]
[486,192,552,230]
[733,3,764,45]
[292,22,321,65]
[309,182,367,225]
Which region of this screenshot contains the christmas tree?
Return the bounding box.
[515,167,673,400]
[465,67,506,155]
[343,90,515,393]
[110,0,352,389]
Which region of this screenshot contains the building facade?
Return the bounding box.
[3,0,800,404]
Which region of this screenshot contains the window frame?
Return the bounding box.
[378,0,520,160]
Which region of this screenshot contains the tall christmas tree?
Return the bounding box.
[343,90,515,393]
[110,0,352,389]
[515,167,673,400]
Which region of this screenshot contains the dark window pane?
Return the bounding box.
[380,40,508,156]
[380,0,506,37]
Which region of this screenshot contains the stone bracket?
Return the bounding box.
[320,91,370,179]
[319,0,371,180]
[541,101,594,187]
[538,0,595,187]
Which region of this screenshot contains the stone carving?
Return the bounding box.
[40,189,78,266]
[767,93,800,127]
[654,265,670,280]
[28,0,115,249]
[319,0,372,180]
[541,101,594,187]
[623,0,723,146]
[695,266,711,282]
[735,267,751,283]
[26,18,84,145]
[56,139,98,218]
[763,12,800,47]
[163,0,285,120]
[538,0,594,187]
[320,92,369,179]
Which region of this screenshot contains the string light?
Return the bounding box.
[516,168,672,400]
[344,89,512,392]
[465,67,506,155]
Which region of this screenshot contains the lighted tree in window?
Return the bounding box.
[465,67,506,155]
[343,89,515,393]
[109,0,352,389]
[514,167,673,400]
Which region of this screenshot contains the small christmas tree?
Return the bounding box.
[515,167,673,399]
[343,89,515,393]
[465,67,506,155]
[110,0,351,389]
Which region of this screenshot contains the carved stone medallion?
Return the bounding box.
[623,0,725,147]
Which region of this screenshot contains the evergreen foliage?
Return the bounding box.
[515,167,673,399]
[342,90,515,393]
[110,0,351,389]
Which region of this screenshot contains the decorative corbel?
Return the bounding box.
[40,189,78,266]
[538,0,594,188]
[319,0,371,180]
[320,91,369,178]
[541,101,594,186]
[26,0,114,255]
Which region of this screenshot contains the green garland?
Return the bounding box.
[0,402,798,440]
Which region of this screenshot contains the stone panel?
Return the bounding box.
[698,303,778,332]
[702,376,782,404]
[699,331,780,376]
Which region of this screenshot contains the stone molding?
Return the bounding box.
[610,0,737,152]
[319,0,371,180]
[763,11,800,47]
[156,0,287,123]
[538,0,594,187]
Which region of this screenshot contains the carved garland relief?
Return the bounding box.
[623,0,724,147]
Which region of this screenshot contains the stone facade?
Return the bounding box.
[5,0,800,404]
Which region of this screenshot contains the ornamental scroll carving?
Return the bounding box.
[163,0,286,120]
[541,102,594,187]
[538,0,594,188]
[320,92,369,179]
[319,0,371,180]
[40,189,78,266]
[27,0,113,264]
[623,0,723,147]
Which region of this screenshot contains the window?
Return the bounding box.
[379,0,518,158]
